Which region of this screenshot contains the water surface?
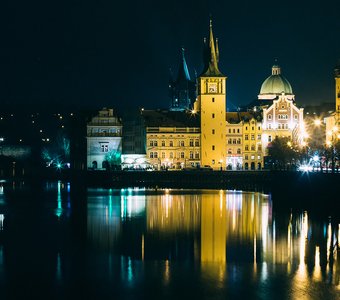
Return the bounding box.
[0,181,339,299]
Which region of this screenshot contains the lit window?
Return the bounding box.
[101,144,109,152]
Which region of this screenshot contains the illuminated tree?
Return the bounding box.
[104,150,121,170]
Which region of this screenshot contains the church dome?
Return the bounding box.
[259,65,293,95]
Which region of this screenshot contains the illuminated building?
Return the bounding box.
[242,117,263,170]
[226,113,243,170]
[86,108,122,170]
[142,109,200,170]
[194,20,227,170]
[325,65,340,146]
[169,48,196,111]
[258,65,305,150]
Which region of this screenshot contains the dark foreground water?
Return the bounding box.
[0,181,339,299]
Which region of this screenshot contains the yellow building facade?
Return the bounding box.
[242,118,263,170]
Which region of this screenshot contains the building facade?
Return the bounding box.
[86,108,122,170]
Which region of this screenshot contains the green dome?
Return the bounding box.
[259,65,293,95]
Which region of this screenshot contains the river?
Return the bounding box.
[0,180,338,299]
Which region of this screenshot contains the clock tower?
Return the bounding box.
[195,20,227,170]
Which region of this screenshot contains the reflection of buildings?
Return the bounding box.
[87,189,339,287]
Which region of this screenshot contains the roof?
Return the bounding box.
[226,111,262,123]
[259,65,293,95]
[142,110,200,127]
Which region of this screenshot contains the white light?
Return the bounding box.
[312,155,319,162]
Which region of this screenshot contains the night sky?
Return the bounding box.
[1,0,340,113]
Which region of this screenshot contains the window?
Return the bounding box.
[257,155,261,159]
[268,115,272,120]
[258,145,262,151]
[161,140,165,147]
[180,152,185,158]
[150,152,158,158]
[245,155,248,160]
[245,145,249,151]
[212,129,215,134]
[212,113,215,118]
[212,145,215,150]
[212,97,215,102]
[228,148,232,154]
[189,139,194,147]
[268,135,272,142]
[195,152,199,159]
[228,129,231,133]
[237,138,241,144]
[170,152,173,158]
[101,144,109,152]
[251,126,254,130]
[233,129,236,133]
[228,138,232,144]
[180,140,185,147]
[162,152,165,158]
[251,144,255,151]
[169,140,173,147]
[245,126,248,130]
[237,129,240,133]
[237,148,241,154]
[251,155,255,160]
[258,126,261,130]
[257,134,261,140]
[251,134,255,140]
[294,114,298,120]
[268,123,272,129]
[245,134,249,140]
[233,139,236,144]
[195,139,199,147]
[190,151,194,159]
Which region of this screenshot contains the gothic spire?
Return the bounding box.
[201,18,224,76]
[177,48,191,81]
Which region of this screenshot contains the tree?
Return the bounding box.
[105,150,121,170]
[267,137,298,170]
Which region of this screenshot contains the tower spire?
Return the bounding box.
[177,47,191,81]
[201,18,223,76]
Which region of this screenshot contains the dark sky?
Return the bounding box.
[1,0,340,113]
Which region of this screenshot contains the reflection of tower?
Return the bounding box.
[200,191,227,262]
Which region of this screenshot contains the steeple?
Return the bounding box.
[169,48,196,111]
[200,19,224,77]
[177,48,191,81]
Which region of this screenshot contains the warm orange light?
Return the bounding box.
[314,119,321,126]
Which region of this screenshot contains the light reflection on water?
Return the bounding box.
[87,188,340,297]
[0,183,338,299]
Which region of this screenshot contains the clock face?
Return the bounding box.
[208,83,217,93]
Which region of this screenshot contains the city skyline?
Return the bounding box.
[1,0,340,112]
